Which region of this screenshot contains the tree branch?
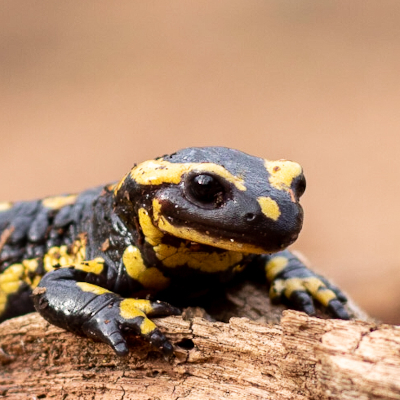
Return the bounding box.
[1,284,399,400]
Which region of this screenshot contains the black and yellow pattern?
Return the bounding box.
[0,147,348,356]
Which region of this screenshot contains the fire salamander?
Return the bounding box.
[0,147,349,356]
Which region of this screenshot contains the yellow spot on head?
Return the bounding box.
[130,159,246,191]
[265,160,302,192]
[257,197,281,221]
[42,194,77,210]
[76,282,111,295]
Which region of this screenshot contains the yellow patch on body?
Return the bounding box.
[42,194,78,210]
[119,298,157,335]
[76,282,111,295]
[113,172,130,195]
[257,197,281,221]
[265,160,302,192]
[138,208,164,246]
[0,202,12,212]
[21,258,41,288]
[154,242,243,273]
[125,299,155,314]
[22,258,39,273]
[0,264,24,314]
[123,245,170,290]
[75,258,105,275]
[129,159,247,191]
[123,245,147,279]
[270,277,336,307]
[0,258,44,314]
[265,256,289,282]
[0,264,24,295]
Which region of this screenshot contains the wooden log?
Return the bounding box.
[0,283,399,399]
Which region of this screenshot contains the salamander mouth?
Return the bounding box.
[155,215,297,254]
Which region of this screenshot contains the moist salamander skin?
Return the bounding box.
[0,146,348,356]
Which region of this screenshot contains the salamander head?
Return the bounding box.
[114,147,305,254]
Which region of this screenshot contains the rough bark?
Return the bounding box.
[0,283,399,400]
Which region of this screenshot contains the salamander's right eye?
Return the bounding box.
[185,174,225,207]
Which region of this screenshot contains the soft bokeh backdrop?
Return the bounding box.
[1,1,400,323]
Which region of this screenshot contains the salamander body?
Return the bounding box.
[0,147,348,355]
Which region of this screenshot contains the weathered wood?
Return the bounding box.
[1,300,399,400]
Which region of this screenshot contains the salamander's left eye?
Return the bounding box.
[185,174,225,206]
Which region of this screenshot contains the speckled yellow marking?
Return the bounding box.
[265,256,289,282]
[154,242,243,273]
[76,282,111,295]
[43,240,85,272]
[0,202,12,212]
[22,258,39,273]
[44,245,73,272]
[20,258,41,288]
[0,264,24,295]
[120,299,157,335]
[130,159,246,191]
[138,208,164,246]
[265,160,302,192]
[0,264,24,314]
[257,197,281,221]
[76,258,105,275]
[123,245,170,290]
[42,194,77,210]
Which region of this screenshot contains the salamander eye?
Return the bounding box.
[186,174,225,206]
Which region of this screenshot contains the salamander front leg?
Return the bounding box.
[263,250,349,319]
[32,267,181,356]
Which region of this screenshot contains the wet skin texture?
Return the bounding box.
[0,147,348,356]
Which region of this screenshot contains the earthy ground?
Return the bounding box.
[1,1,400,323]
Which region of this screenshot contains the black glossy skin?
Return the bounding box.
[0,147,349,356]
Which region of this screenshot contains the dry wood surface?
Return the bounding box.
[0,283,399,400]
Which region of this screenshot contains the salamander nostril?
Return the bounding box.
[245,213,256,222]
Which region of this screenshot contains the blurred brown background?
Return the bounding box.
[1,1,400,323]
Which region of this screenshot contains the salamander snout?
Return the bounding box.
[292,173,306,200]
